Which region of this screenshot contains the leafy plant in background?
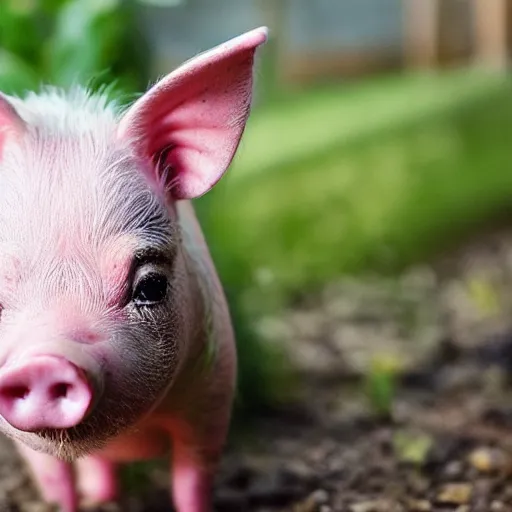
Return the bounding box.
[364,353,403,419]
[0,0,148,98]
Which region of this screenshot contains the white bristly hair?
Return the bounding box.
[0,85,174,308]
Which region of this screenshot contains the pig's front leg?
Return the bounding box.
[76,455,118,507]
[169,409,232,512]
[170,433,219,512]
[15,441,78,512]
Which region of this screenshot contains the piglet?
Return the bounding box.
[0,27,268,512]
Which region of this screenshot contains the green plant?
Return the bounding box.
[196,69,512,317]
[0,0,148,98]
[392,430,433,466]
[365,354,403,418]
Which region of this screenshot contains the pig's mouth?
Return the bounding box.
[3,419,127,462]
[0,418,120,462]
[0,383,161,462]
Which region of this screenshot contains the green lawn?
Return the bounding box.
[196,68,512,314]
[233,68,508,180]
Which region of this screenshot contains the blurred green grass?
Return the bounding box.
[196,68,512,315]
[236,68,506,178]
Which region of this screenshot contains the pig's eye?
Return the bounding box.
[132,272,168,306]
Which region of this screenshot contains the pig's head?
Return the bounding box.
[0,27,267,460]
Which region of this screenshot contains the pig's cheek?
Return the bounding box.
[0,313,22,368]
[102,327,174,389]
[0,253,21,295]
[93,332,140,382]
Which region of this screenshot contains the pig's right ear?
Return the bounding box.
[0,94,25,159]
[117,27,268,200]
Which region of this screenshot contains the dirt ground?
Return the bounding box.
[5,228,512,511]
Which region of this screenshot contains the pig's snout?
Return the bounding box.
[0,356,93,432]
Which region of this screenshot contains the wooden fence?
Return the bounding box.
[405,0,511,71]
[138,0,512,87]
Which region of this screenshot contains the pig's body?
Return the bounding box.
[0,27,267,512]
[78,200,237,510]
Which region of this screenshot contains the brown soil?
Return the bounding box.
[5,229,512,511]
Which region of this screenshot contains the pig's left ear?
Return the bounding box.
[117,27,268,200]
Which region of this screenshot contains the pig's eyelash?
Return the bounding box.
[133,247,174,269]
[115,247,173,309]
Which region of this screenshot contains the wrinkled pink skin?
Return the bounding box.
[0,27,268,512]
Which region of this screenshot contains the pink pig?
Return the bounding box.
[0,27,268,511]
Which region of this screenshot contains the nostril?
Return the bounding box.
[49,383,70,400]
[3,385,30,400]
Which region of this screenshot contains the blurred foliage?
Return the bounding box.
[392,430,433,466]
[196,68,512,417]
[225,284,298,426]
[364,354,403,418]
[467,277,501,317]
[0,0,148,97]
[196,69,512,318]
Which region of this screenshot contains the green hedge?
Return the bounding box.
[196,69,512,314]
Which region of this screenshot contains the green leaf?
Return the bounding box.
[364,354,402,417]
[0,49,40,94]
[393,430,433,465]
[467,277,500,316]
[45,0,123,88]
[0,2,43,66]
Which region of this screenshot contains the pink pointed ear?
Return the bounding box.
[117,26,268,200]
[0,94,25,159]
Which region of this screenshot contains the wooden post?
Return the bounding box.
[256,0,288,86]
[472,0,509,70]
[403,0,441,69]
[437,0,473,66]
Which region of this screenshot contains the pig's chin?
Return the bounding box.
[4,427,109,462]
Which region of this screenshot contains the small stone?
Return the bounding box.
[287,460,317,481]
[490,501,506,511]
[294,489,329,512]
[100,504,119,512]
[350,502,379,512]
[349,500,401,512]
[468,447,511,474]
[2,474,27,493]
[220,463,256,489]
[82,500,119,511]
[22,503,55,512]
[309,489,329,504]
[436,483,472,505]
[214,488,248,512]
[442,460,464,478]
[406,499,432,511]
[248,469,305,507]
[407,474,430,495]
[501,485,512,503]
